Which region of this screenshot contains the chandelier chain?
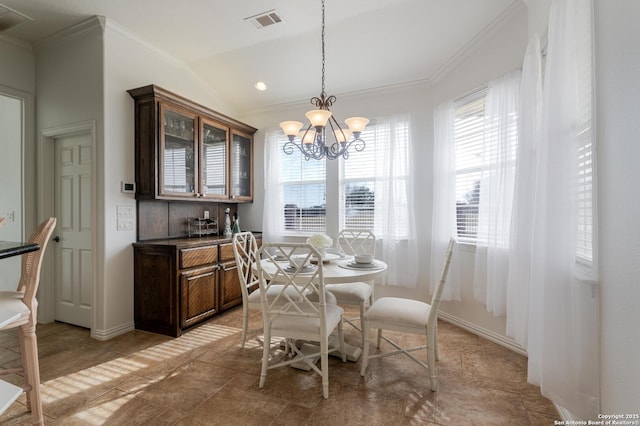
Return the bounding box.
[279,0,368,160]
[321,0,326,98]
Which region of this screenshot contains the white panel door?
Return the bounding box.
[54,133,92,327]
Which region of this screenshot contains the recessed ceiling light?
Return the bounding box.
[255,81,267,91]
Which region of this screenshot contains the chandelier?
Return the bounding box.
[279,0,369,160]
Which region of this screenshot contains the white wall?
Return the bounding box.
[34,18,105,332]
[100,18,237,337]
[240,4,529,340]
[31,16,238,338]
[595,0,640,413]
[0,36,35,93]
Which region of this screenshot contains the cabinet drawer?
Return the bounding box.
[219,243,235,262]
[180,246,218,269]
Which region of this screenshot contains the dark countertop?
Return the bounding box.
[0,241,40,260]
[133,232,261,248]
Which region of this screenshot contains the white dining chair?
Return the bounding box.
[255,242,345,399]
[232,232,323,349]
[359,237,456,391]
[232,231,262,348]
[0,217,57,424]
[325,229,376,341]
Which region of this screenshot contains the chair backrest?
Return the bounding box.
[256,242,327,324]
[336,229,376,256]
[232,231,260,302]
[428,237,456,324]
[19,218,57,315]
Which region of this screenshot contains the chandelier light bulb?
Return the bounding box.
[345,117,370,134]
[305,109,332,128]
[279,121,304,137]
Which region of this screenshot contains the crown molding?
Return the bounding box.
[241,77,433,117]
[0,32,32,51]
[430,0,526,83]
[33,15,105,50]
[104,18,183,68]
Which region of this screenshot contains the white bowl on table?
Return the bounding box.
[290,255,310,269]
[354,254,373,264]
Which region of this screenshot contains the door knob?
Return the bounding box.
[53,236,60,242]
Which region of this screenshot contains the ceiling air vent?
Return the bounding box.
[0,3,32,32]
[244,9,283,30]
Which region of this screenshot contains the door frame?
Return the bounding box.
[39,120,97,331]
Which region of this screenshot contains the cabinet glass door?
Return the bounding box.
[201,119,228,199]
[231,130,252,200]
[160,105,197,197]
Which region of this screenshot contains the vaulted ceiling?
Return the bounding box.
[0,0,521,113]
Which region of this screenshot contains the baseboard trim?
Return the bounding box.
[554,404,577,422]
[91,321,135,341]
[437,311,527,356]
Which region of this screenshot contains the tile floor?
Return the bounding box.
[0,306,559,425]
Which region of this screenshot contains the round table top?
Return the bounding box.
[257,256,387,284]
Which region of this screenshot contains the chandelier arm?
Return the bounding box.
[342,138,366,154]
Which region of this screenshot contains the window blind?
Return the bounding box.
[278,136,327,232]
[340,120,410,238]
[453,92,486,242]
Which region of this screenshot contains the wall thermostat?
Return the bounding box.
[121,181,136,193]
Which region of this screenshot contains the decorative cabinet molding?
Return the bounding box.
[128,85,256,202]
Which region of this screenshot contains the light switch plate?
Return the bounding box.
[117,206,134,219]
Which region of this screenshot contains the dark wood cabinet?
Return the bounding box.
[181,266,217,328]
[128,85,256,202]
[218,242,241,311]
[133,235,260,337]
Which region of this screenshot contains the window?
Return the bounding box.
[453,90,486,243]
[340,119,411,238]
[277,137,326,232]
[275,117,411,238]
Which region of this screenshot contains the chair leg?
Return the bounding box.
[434,320,439,361]
[320,339,329,399]
[360,319,370,376]
[358,301,366,345]
[376,328,382,349]
[339,320,346,363]
[259,325,271,389]
[427,330,437,391]
[241,303,249,348]
[21,325,44,425]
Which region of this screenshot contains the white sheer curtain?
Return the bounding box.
[372,115,418,288]
[526,0,599,418]
[505,34,543,346]
[431,102,461,300]
[472,70,521,315]
[262,130,284,243]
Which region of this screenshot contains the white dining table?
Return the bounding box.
[257,255,388,364]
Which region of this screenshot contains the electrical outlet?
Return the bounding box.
[5,211,14,222]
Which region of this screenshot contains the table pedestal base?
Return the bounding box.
[290,337,362,370]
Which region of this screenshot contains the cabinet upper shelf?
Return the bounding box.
[128,84,257,203]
